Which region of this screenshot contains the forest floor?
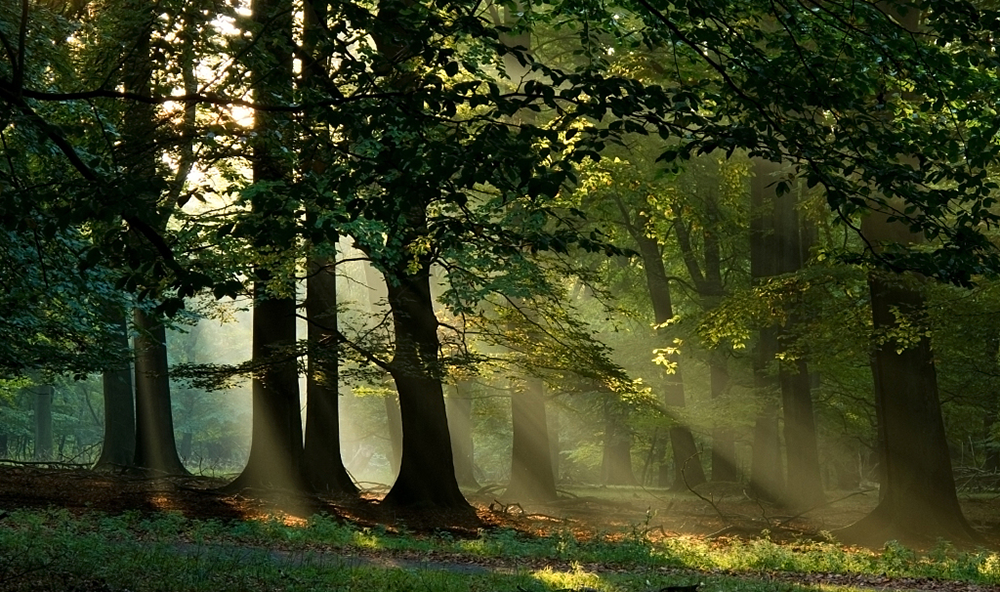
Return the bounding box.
[2,465,1000,591]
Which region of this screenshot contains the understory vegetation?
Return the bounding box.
[2,505,999,592]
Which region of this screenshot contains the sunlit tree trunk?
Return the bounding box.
[304,253,357,494]
[668,192,740,484]
[368,0,468,510]
[773,177,823,509]
[300,0,356,495]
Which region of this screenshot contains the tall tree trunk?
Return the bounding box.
[749,160,785,500]
[113,2,186,476]
[505,376,558,501]
[631,230,706,489]
[227,0,306,493]
[132,309,188,474]
[781,358,823,508]
[446,381,479,489]
[380,261,469,509]
[773,176,823,508]
[838,272,975,542]
[96,308,135,470]
[301,0,356,496]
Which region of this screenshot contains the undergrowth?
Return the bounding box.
[0,507,997,591]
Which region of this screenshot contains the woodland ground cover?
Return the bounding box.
[1,467,1000,592]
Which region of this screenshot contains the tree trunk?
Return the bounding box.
[33,384,53,461]
[95,308,135,470]
[601,393,639,486]
[633,232,706,489]
[709,352,739,482]
[773,174,824,509]
[446,381,480,489]
[548,401,560,484]
[749,159,785,500]
[380,262,470,509]
[505,376,558,501]
[132,309,188,475]
[303,252,358,494]
[227,0,305,493]
[781,358,824,508]
[837,273,977,543]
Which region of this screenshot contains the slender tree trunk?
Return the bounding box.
[227,0,306,493]
[96,308,135,470]
[781,358,823,508]
[505,376,557,501]
[446,381,480,489]
[132,309,188,475]
[632,231,706,489]
[601,394,639,485]
[548,401,560,483]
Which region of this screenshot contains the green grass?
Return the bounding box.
[1,507,998,591]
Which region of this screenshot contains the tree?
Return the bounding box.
[227,0,305,493]
[300,0,357,496]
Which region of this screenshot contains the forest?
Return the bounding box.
[4,0,1000,590]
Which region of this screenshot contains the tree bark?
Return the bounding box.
[505,376,558,501]
[773,173,823,509]
[837,272,977,543]
[132,309,188,475]
[709,352,739,482]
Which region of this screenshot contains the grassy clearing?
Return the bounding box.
[0,507,997,591]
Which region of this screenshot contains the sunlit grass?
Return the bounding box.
[1,507,999,591]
